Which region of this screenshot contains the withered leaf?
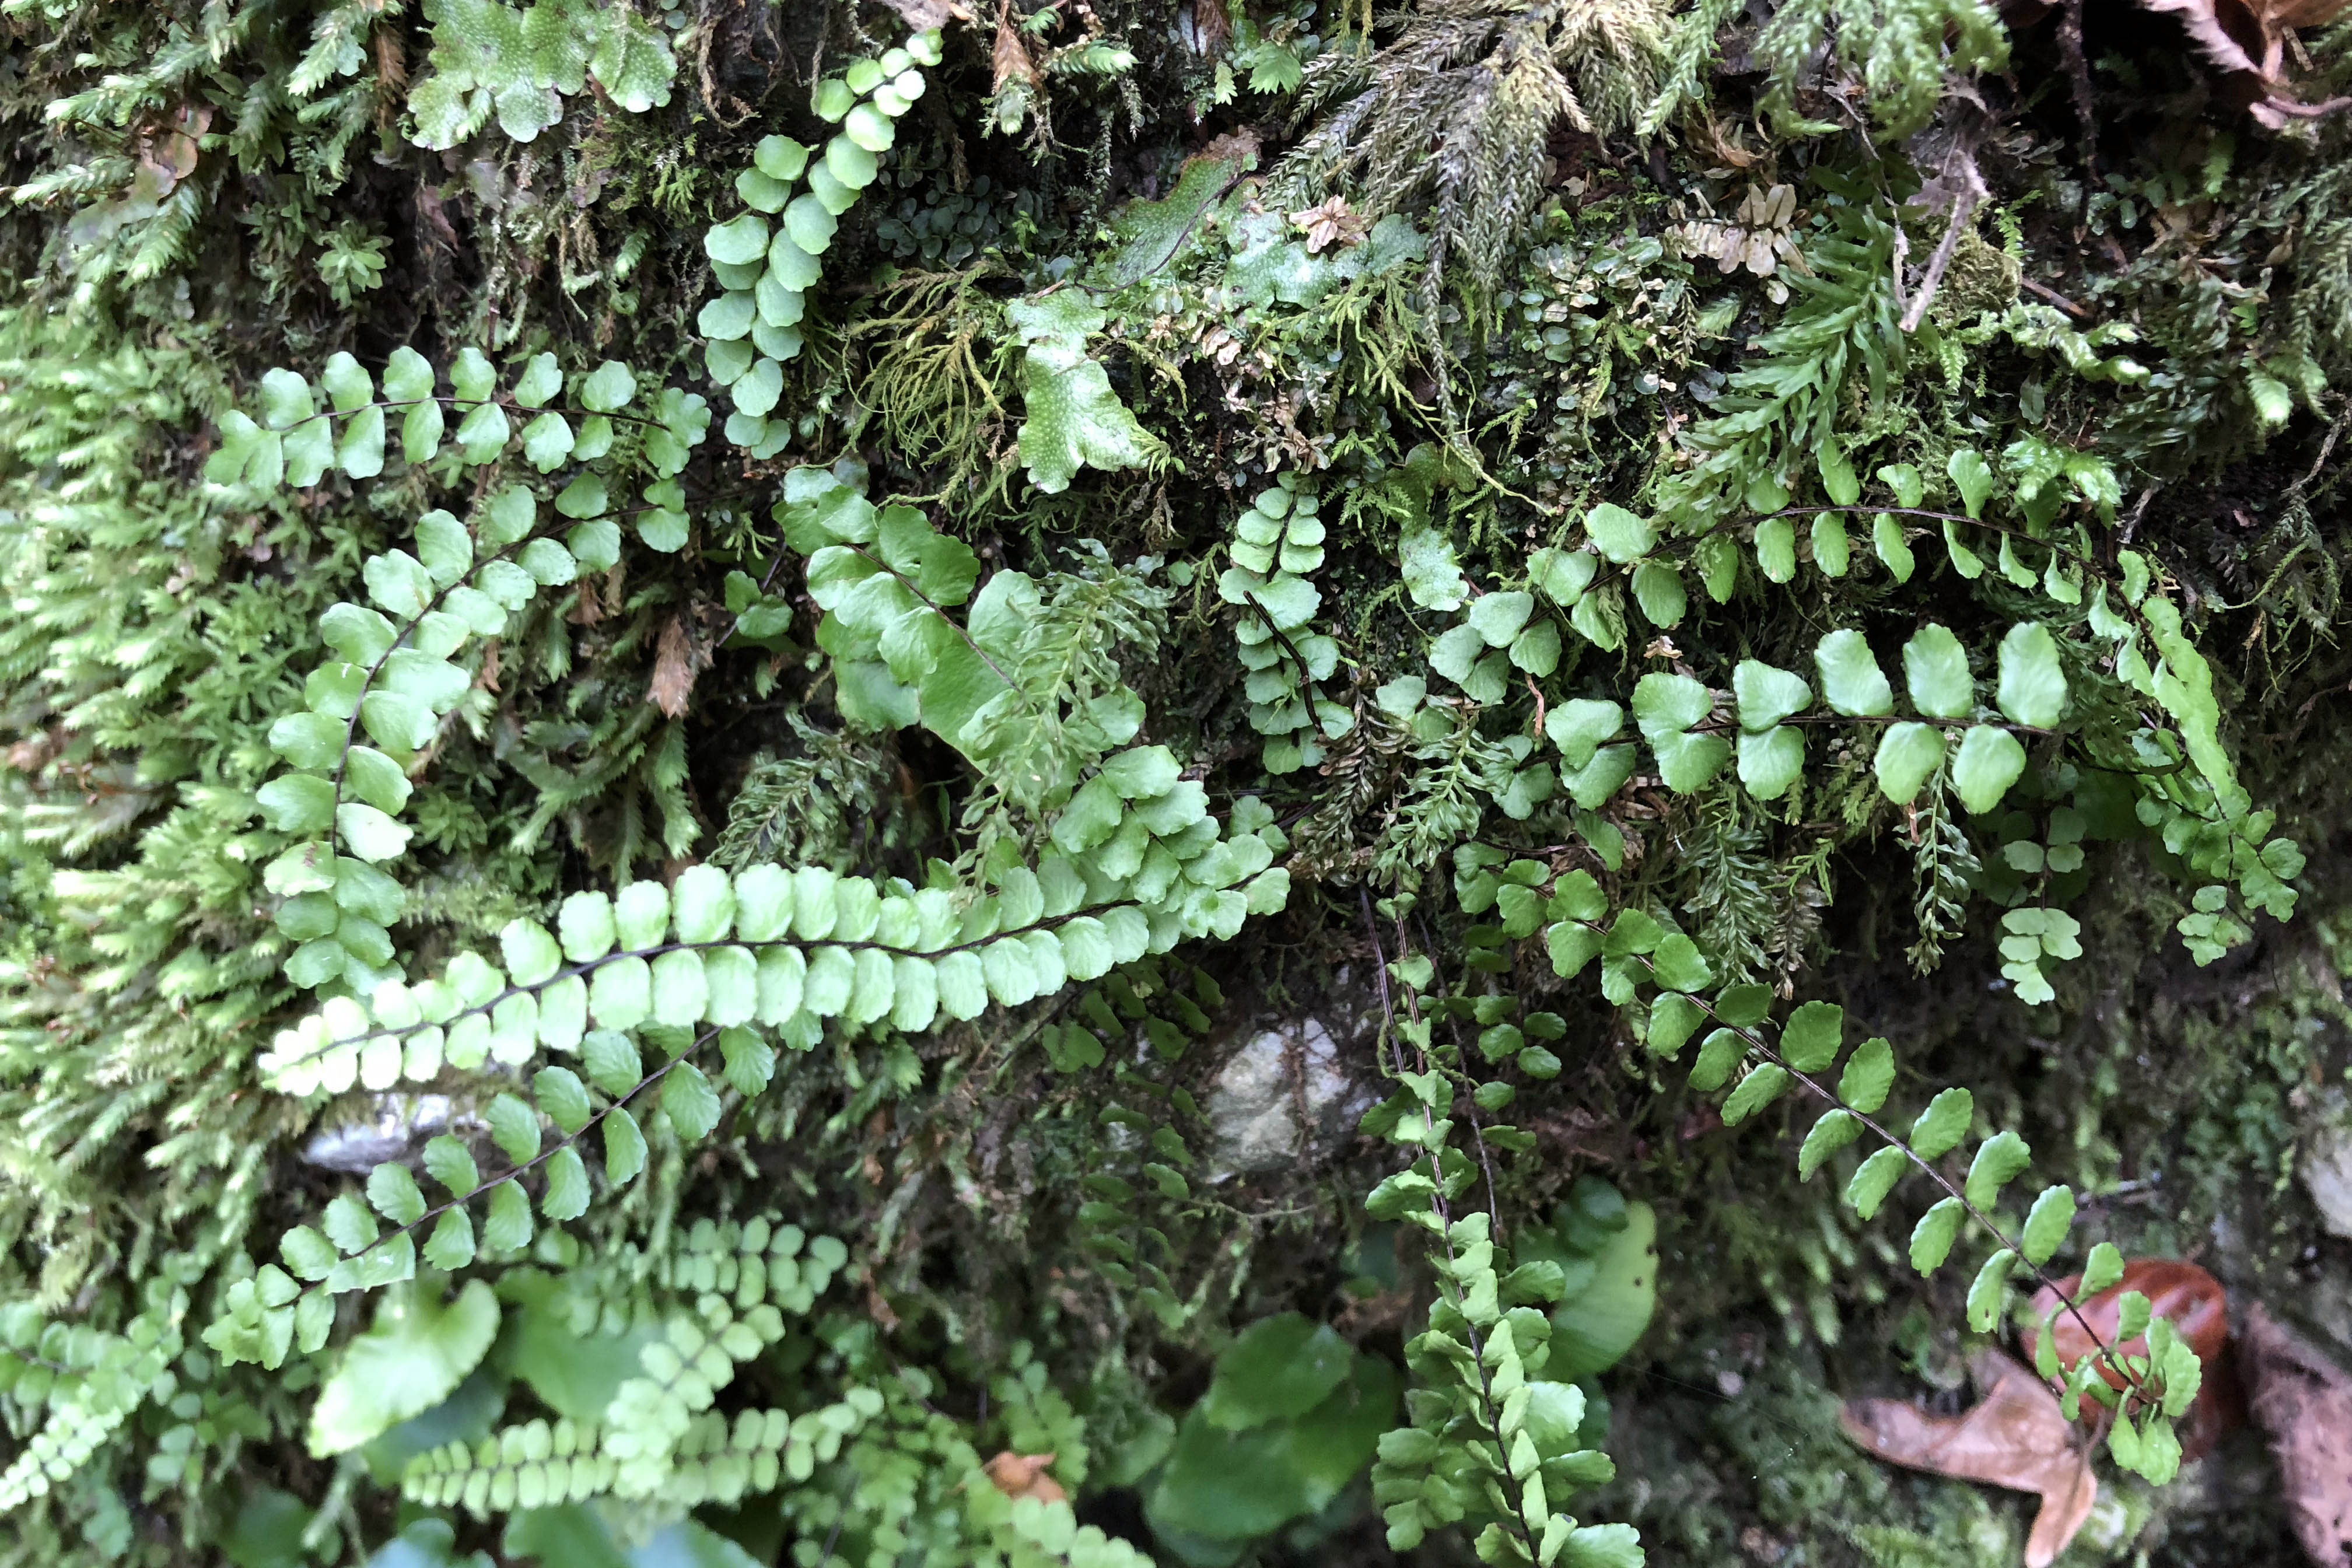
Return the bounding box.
[1668,184,1803,279]
[1185,0,1233,54]
[877,0,972,24]
[2241,1303,2352,1567]
[648,616,696,718]
[992,5,1040,92]
[981,1450,1066,1503]
[2027,1258,2230,1384]
[1288,196,1364,255]
[1842,1350,2098,1568]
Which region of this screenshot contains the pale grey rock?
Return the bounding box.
[301,1094,454,1172]
[1203,973,1380,1181]
[2304,1120,2352,1240]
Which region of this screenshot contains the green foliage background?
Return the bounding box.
[2,1,2351,1564]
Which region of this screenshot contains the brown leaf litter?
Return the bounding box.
[1843,1349,2100,1568]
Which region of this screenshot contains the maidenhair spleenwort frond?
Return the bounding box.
[1420,430,2298,970]
[213,344,711,991]
[0,1280,189,1509]
[1357,926,1640,1567]
[1217,471,1354,774]
[1339,188,2300,1503]
[405,1395,877,1516]
[363,1212,1153,1563]
[256,812,1286,1096]
[220,374,1282,1356]
[405,1240,862,1505]
[695,32,943,458]
[206,1024,732,1367]
[1537,878,2207,1481]
[240,792,1287,1304]
[1045,957,1231,1331]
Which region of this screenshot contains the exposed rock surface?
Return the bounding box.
[2301,1118,2352,1240]
[300,1094,455,1172]
[1203,972,1381,1180]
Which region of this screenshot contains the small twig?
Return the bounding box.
[1900,149,1987,335]
[2256,93,2352,121]
[2119,487,2155,546]
[2059,0,2099,181]
[2020,276,2089,319]
[1419,912,1506,1247]
[2298,397,2351,487]
[1360,888,1404,1076]
[1242,590,1322,701]
[1889,220,1910,325]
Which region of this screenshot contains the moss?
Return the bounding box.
[8,1,2352,1561]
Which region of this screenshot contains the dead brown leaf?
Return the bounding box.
[1198,127,1264,172]
[1669,184,1804,285]
[2241,1303,2352,1566]
[373,24,408,97]
[1842,1351,2098,1568]
[1693,114,1762,172]
[2027,1259,2230,1384]
[2146,0,2338,79]
[132,103,212,204]
[569,572,603,626]
[1187,0,1233,54]
[5,731,57,774]
[648,617,696,718]
[981,1451,1066,1503]
[1288,196,1365,254]
[992,2,1039,92]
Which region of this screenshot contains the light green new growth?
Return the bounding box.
[696,33,941,457]
[212,346,708,991]
[407,0,677,149]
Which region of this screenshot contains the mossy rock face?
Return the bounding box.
[6,1,2352,1563]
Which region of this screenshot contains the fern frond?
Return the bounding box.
[1278,0,1671,290]
[710,716,909,873]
